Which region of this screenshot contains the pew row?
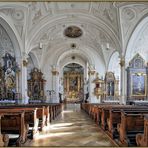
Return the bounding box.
[0,109,29,146]
[81,103,148,147]
[136,114,148,147]
[0,103,62,140]
[117,111,148,146]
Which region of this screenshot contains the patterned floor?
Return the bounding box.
[25,104,118,147]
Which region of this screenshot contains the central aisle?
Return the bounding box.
[26,103,117,147]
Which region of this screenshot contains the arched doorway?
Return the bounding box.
[63,63,84,103]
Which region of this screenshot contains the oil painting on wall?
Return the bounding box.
[131,73,146,96]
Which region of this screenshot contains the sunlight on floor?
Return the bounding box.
[34,132,75,140]
[50,122,74,128]
[63,110,74,113]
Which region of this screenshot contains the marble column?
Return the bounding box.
[21,60,29,104]
[52,68,59,103]
[88,70,96,103]
[119,57,126,104]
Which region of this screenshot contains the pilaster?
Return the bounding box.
[88,70,96,103]
[52,66,59,103]
[119,57,126,105]
[21,59,29,104]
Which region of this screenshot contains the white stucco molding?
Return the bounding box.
[0,13,22,62]
[107,50,120,71]
[27,12,121,54]
[125,15,148,67]
[28,52,39,69]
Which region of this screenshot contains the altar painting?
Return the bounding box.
[131,73,146,96]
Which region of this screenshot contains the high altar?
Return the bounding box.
[64,71,83,100]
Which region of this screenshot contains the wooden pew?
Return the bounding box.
[26,104,51,126]
[16,104,47,131]
[0,109,29,146]
[81,103,121,126]
[0,115,9,147]
[101,104,126,130]
[117,111,148,146]
[81,103,91,114]
[136,114,148,147]
[0,103,62,138]
[26,103,62,125]
[107,109,121,139]
[44,106,50,127]
[101,105,148,130]
[48,103,62,122]
[26,103,62,124]
[107,108,148,139]
[0,106,39,139]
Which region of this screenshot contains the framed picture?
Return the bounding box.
[131,73,147,96]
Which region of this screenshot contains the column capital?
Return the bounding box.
[22,60,28,67]
[52,70,59,75]
[88,70,95,76]
[51,65,59,75]
[119,57,125,67]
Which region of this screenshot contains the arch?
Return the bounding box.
[56,49,93,67]
[108,51,120,79]
[61,60,85,70]
[28,52,39,69]
[125,15,148,66]
[0,13,22,62]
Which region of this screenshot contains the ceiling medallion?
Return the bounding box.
[64,26,82,38]
[71,43,76,49]
[71,56,75,60]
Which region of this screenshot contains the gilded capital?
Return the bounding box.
[119,58,125,67]
[23,60,28,67]
[88,70,95,76]
[52,70,59,75]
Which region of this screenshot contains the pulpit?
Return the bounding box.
[93,73,104,101]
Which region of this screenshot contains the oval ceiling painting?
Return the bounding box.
[64,26,83,38]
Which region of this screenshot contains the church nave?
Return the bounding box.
[0,1,148,147]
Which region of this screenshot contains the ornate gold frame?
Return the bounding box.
[131,73,147,97]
